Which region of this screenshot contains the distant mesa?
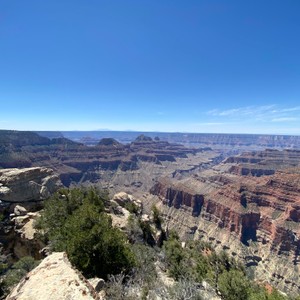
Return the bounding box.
[51,137,82,146]
[35,131,64,139]
[98,138,123,147]
[0,130,51,147]
[134,134,153,142]
[0,130,80,148]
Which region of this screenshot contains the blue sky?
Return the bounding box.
[0,0,300,134]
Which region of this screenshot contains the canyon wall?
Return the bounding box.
[150,149,300,295]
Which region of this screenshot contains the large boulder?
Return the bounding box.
[6,252,100,300]
[0,167,62,202]
[112,192,142,214]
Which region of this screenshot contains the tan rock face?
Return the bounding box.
[150,149,300,295]
[0,167,62,202]
[113,192,142,212]
[6,252,99,300]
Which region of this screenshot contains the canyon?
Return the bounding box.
[149,149,300,295]
[1,130,300,296]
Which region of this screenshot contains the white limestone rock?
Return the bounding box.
[6,252,100,300]
[0,167,62,202]
[112,192,143,214]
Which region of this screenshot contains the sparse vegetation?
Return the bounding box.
[35,187,136,279]
[0,186,293,300]
[151,204,163,228]
[124,201,140,215]
[0,256,39,297]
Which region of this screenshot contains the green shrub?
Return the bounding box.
[151,205,162,228]
[139,220,155,246]
[65,202,136,278]
[218,269,250,300]
[35,187,135,279]
[163,231,186,279]
[124,202,139,215]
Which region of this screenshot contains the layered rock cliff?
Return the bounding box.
[149,149,300,295]
[0,131,216,189]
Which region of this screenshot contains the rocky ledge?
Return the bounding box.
[0,167,62,202]
[6,252,100,300]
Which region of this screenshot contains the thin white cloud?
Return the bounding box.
[207,105,275,117]
[281,106,300,112]
[271,117,298,122]
[207,104,300,123]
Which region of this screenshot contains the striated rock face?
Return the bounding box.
[6,252,100,300]
[0,130,209,187]
[150,149,300,295]
[0,167,62,202]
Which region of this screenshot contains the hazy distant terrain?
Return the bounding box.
[36,131,300,149]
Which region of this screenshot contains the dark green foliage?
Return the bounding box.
[0,256,39,297]
[162,236,287,300]
[65,204,135,278]
[151,205,162,228]
[218,269,250,300]
[124,201,139,215]
[36,187,135,279]
[139,220,155,246]
[163,231,187,279]
[35,187,106,250]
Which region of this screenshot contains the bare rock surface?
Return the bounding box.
[6,252,99,300]
[113,192,142,212]
[0,167,61,202]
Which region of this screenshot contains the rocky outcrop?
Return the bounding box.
[4,210,45,260]
[0,167,62,202]
[0,168,61,262]
[113,192,142,212]
[108,192,142,230]
[6,252,100,300]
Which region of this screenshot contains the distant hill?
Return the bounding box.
[47,131,300,149]
[98,138,123,147]
[0,130,51,147]
[35,131,64,139]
